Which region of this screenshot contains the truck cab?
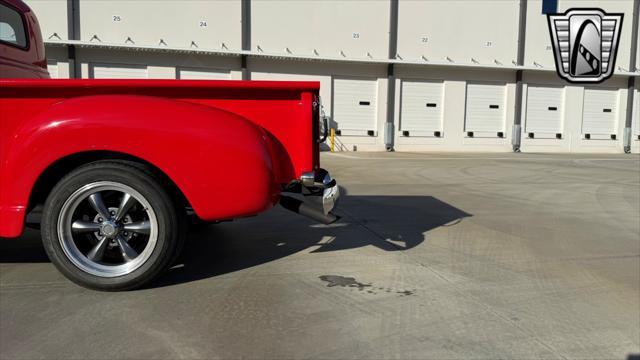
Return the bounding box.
[0,0,49,78]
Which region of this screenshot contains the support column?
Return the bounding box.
[512,0,528,152]
[241,0,251,80]
[385,0,399,151]
[623,0,639,153]
[66,0,80,78]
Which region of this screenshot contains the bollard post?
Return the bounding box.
[330,129,335,152]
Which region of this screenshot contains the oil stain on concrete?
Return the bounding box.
[319,275,415,296]
[319,275,371,290]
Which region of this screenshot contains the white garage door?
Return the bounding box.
[525,85,564,134]
[400,80,444,136]
[47,61,59,79]
[177,68,230,80]
[465,83,506,135]
[90,64,148,79]
[333,77,377,135]
[582,88,618,135]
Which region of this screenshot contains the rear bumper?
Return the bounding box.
[280,169,340,224]
[320,182,339,215]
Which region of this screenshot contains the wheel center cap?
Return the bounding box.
[101,222,118,237]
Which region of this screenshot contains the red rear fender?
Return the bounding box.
[2,95,280,236]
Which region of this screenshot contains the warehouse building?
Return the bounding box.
[27,0,640,153]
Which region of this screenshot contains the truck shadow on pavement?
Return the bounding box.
[154,187,471,288]
[0,187,471,289]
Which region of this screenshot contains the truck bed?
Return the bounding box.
[0,79,322,237]
[0,79,321,182]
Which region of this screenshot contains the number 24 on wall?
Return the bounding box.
[112,15,209,28]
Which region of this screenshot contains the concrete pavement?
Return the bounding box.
[1,152,639,359]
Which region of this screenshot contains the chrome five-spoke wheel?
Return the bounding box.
[58,181,159,277]
[42,160,184,290]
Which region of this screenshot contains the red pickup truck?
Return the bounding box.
[0,0,339,290]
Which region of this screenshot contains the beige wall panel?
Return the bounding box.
[90,63,148,79]
[250,70,333,113]
[80,1,240,49]
[252,1,389,59]
[25,0,68,41]
[43,46,69,78]
[397,0,519,65]
[249,58,386,112]
[250,58,388,151]
[47,60,59,78]
[560,0,633,71]
[76,48,241,79]
[525,0,634,70]
[177,68,231,80]
[524,0,554,69]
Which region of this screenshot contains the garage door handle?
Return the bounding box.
[603,108,612,113]
[548,107,557,111]
[489,105,499,109]
[359,101,370,106]
[426,103,437,108]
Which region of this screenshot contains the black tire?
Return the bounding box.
[41,160,185,291]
